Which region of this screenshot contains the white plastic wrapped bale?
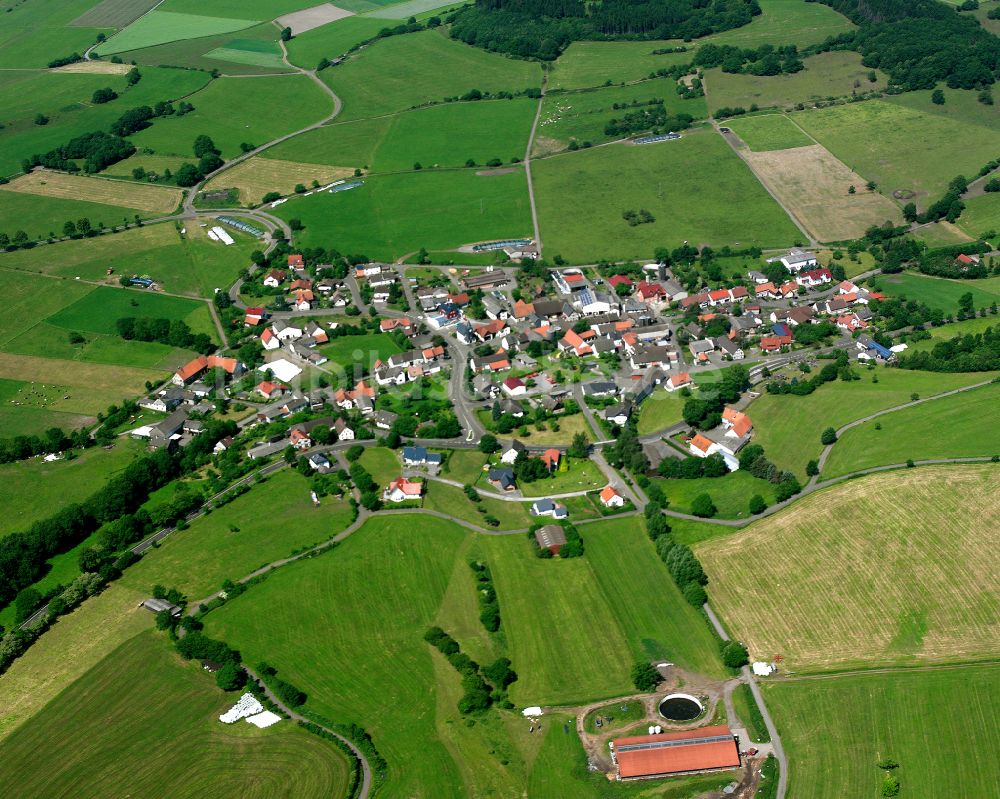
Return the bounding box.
[211,226,235,245]
[219,693,264,723]
[246,710,283,728]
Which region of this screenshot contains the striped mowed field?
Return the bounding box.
[696,464,1000,672]
[1,171,182,214]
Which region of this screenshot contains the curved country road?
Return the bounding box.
[244,665,373,799]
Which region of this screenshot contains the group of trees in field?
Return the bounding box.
[0,427,91,464]
[604,102,693,137]
[694,42,804,75]
[424,626,518,713]
[449,0,760,60]
[899,325,1000,372]
[116,316,216,354]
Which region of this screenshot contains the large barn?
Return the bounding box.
[610,726,740,780]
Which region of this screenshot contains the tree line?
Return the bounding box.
[116,316,215,354]
[449,0,760,60]
[899,326,1000,372]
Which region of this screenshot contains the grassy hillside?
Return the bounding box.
[697,465,1000,672]
[824,382,1000,478]
[0,630,352,798]
[765,665,1000,799]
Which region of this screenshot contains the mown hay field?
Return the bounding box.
[697,465,1000,672]
[95,10,256,55]
[764,665,1000,799]
[741,141,903,241]
[1,171,182,214]
[203,156,355,204]
[0,630,352,798]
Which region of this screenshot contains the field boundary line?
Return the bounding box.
[773,660,1000,682]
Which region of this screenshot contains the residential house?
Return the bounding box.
[402,445,442,467]
[664,372,692,392]
[770,248,817,273]
[172,355,244,386]
[470,352,511,374]
[795,267,833,288]
[604,401,633,426]
[333,418,354,440]
[759,335,792,353]
[141,386,185,413]
[500,439,527,465]
[272,320,303,342]
[383,477,423,503]
[308,452,331,472]
[502,376,526,396]
[599,485,626,508]
[715,337,744,360]
[261,327,280,350]
[530,498,568,519]
[374,410,398,430]
[538,448,561,471]
[287,254,304,270]
[262,269,286,288]
[488,467,516,492]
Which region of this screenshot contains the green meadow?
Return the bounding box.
[705,51,886,114]
[0,222,254,298]
[547,0,854,90]
[959,192,1000,239]
[95,10,257,55]
[0,0,112,69]
[322,30,541,121]
[285,17,388,68]
[655,471,779,520]
[159,0,324,18]
[535,81,708,153]
[764,665,1000,799]
[533,128,800,263]
[131,74,333,159]
[749,368,993,479]
[0,193,149,240]
[823,382,1000,478]
[273,168,533,261]
[0,631,352,798]
[0,67,211,176]
[876,272,1000,314]
[121,469,355,600]
[206,512,723,797]
[792,92,1000,203]
[278,99,536,173]
[205,38,286,69]
[723,113,814,151]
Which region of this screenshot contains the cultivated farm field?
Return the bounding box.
[792,95,1000,207]
[724,113,813,151]
[0,631,353,797]
[532,128,800,263]
[764,665,1000,799]
[95,10,258,55]
[823,382,1000,478]
[697,465,1000,672]
[740,142,903,241]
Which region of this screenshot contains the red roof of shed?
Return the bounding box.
[613,726,739,779]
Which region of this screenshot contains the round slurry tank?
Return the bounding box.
[657,693,704,721]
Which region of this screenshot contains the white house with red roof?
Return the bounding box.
[665,372,692,392]
[502,376,526,396]
[795,267,833,288]
[383,477,423,503]
[599,485,625,508]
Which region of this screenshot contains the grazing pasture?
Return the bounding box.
[0,631,352,798]
[121,470,355,599]
[268,116,391,170]
[654,471,778,520]
[0,0,113,69]
[741,143,903,241]
[0,66,211,176]
[913,220,974,247]
[284,16,388,68]
[273,168,532,261]
[532,129,800,263]
[748,368,991,479]
[823,382,1000,478]
[203,156,355,204]
[534,81,708,154]
[47,285,211,336]
[322,30,541,121]
[131,74,333,159]
[636,389,685,434]
[792,97,1000,206]
[705,52,886,114]
[1,171,182,214]
[905,315,1000,353]
[422,481,533,530]
[764,665,1000,799]
[0,193,146,241]
[697,465,1000,671]
[95,10,257,55]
